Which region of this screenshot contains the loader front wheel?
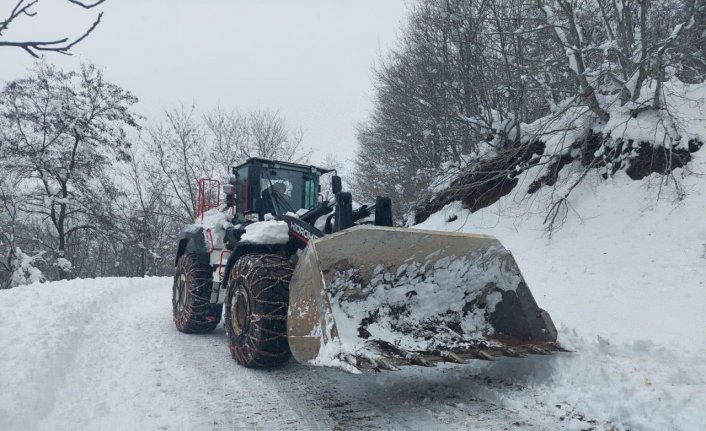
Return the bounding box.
[173,253,221,334]
[225,254,292,367]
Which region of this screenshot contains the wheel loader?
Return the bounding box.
[172,158,562,372]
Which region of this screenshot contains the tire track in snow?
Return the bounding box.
[0,279,145,430]
[265,365,413,430]
[6,277,614,430]
[276,364,549,431]
[38,279,309,430]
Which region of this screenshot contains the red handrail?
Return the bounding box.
[218,249,231,277]
[197,178,221,222]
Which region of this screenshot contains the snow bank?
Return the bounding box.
[420,81,705,217]
[525,81,705,157]
[415,144,706,429]
[0,278,144,430]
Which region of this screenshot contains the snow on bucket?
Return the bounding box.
[287,226,561,372]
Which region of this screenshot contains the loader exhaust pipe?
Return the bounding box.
[287,226,561,372]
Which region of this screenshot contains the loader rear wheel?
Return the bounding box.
[225,254,292,367]
[173,253,221,334]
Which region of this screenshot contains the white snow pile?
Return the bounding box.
[239,220,290,245]
[0,278,147,430]
[325,245,523,354]
[196,206,234,250]
[195,207,290,246]
[413,110,706,429]
[523,80,704,182]
[422,81,705,208]
[9,247,45,286]
[55,258,73,273]
[601,81,701,149]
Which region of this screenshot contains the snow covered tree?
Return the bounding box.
[355,0,555,219]
[204,107,310,176]
[144,105,211,223]
[0,61,139,279]
[0,171,47,288]
[358,0,704,223]
[112,146,176,277]
[536,0,700,115]
[203,107,250,179]
[240,109,309,163]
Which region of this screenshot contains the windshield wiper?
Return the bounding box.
[263,170,294,215]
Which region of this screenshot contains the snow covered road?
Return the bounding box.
[0,277,569,430]
[1,276,703,430]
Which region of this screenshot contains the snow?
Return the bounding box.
[285,208,309,218]
[414,149,706,430]
[517,81,706,186]
[603,81,706,148]
[10,247,45,286]
[55,258,72,272]
[239,220,290,245]
[196,206,233,249]
[314,213,330,232]
[0,277,606,430]
[322,245,525,358]
[0,278,311,430]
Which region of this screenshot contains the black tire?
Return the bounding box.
[173,253,221,333]
[224,253,292,367]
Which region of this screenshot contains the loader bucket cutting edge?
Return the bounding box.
[287,225,561,372]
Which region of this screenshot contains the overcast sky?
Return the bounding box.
[0,0,409,165]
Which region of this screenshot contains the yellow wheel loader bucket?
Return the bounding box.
[287,226,562,372]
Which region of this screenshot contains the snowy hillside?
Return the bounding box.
[416,144,706,430]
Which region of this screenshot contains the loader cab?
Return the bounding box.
[232,158,327,222]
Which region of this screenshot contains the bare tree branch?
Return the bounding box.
[66,0,106,9]
[0,0,106,57]
[0,0,38,36]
